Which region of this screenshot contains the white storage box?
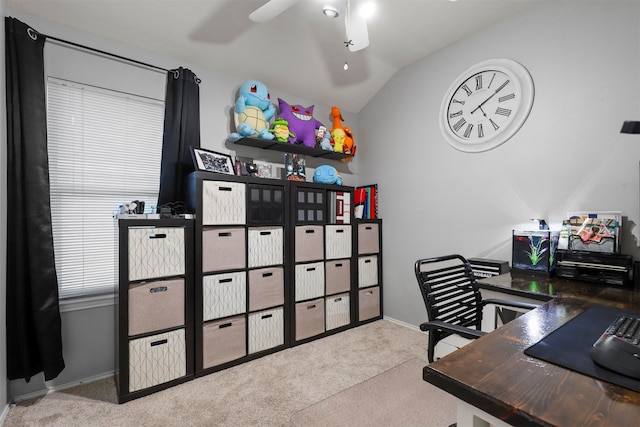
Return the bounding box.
[248,307,284,354]
[201,180,246,225]
[295,262,325,302]
[358,255,379,288]
[128,227,185,281]
[202,271,247,321]
[247,226,283,268]
[325,225,352,260]
[128,328,186,392]
[325,293,350,330]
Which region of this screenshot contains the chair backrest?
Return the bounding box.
[415,254,483,330]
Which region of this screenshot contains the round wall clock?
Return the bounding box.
[439,58,534,153]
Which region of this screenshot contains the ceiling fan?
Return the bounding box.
[249,0,370,52]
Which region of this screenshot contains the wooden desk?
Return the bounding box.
[423,273,640,427]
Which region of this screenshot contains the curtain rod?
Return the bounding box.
[44,34,169,74]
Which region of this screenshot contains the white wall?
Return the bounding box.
[4,8,359,400]
[358,0,640,327]
[1,0,10,419]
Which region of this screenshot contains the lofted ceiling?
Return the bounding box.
[7,0,537,113]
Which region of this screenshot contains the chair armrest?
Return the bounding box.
[419,320,487,340]
[483,298,540,311]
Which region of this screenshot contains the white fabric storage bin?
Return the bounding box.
[201,180,246,225]
[128,278,184,336]
[202,315,246,369]
[295,298,325,341]
[248,307,284,354]
[128,227,185,281]
[295,262,325,302]
[128,328,186,392]
[358,255,378,288]
[359,286,381,321]
[325,293,350,330]
[358,223,380,255]
[248,267,284,312]
[325,225,352,260]
[247,226,283,268]
[202,271,247,321]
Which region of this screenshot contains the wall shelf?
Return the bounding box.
[232,137,354,161]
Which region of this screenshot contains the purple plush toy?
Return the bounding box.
[278,98,330,148]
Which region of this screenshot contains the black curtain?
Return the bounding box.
[5,17,65,382]
[157,67,201,207]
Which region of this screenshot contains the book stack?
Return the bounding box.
[328,191,351,224]
[354,184,377,220]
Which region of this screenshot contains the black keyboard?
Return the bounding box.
[604,316,640,345]
[589,314,640,379]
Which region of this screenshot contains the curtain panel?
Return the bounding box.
[5,17,65,382]
[157,67,201,207]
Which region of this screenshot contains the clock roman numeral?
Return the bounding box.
[478,124,484,138]
[475,75,482,90]
[490,118,500,130]
[463,123,474,138]
[453,118,467,132]
[452,99,465,105]
[499,93,515,102]
[449,110,463,118]
[495,107,512,117]
[462,84,472,96]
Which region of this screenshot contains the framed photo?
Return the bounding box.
[191,147,235,175]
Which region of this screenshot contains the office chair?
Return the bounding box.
[415,254,539,363]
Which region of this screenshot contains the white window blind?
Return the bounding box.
[47,77,165,298]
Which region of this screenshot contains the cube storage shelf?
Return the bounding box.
[117,172,383,402]
[116,218,195,403]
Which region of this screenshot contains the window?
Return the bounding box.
[47,77,165,298]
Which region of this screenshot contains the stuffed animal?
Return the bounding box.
[269,118,295,142]
[229,80,276,141]
[278,98,330,148]
[312,165,342,186]
[330,105,355,155]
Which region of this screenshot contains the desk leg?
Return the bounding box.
[457,400,513,427]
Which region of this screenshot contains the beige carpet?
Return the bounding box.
[4,320,456,426]
[290,358,456,427]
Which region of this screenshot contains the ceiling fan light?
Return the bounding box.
[359,2,375,19]
[323,6,339,18]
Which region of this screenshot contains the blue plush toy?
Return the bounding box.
[313,165,342,185]
[229,80,276,141]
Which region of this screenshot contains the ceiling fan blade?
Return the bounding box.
[249,0,300,23]
[346,13,369,52]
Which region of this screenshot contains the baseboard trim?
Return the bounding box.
[11,370,115,404]
[0,402,11,425]
[383,316,421,333]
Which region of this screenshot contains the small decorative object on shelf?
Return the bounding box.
[229,80,276,141]
[278,98,331,148]
[191,147,235,175]
[312,165,342,186]
[354,184,377,219]
[285,153,306,181]
[268,118,296,142]
[330,105,356,156]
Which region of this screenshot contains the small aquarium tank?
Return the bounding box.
[512,230,560,275]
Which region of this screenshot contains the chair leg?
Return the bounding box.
[427,331,436,363]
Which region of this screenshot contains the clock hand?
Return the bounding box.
[470,79,510,114]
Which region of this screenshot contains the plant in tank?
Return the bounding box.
[524,235,548,265]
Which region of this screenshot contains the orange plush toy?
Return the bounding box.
[330,106,355,156]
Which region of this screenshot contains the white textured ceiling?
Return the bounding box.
[8,0,537,113]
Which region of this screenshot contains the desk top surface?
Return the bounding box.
[424,273,640,427]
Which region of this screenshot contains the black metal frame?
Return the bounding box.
[415,254,538,363]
